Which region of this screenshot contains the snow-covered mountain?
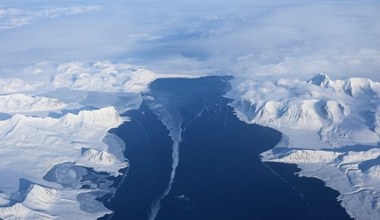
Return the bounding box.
[50,61,158,93]
[0,61,195,219]
[0,107,127,220]
[1,60,379,220]
[0,93,66,113]
[0,78,42,94]
[230,73,380,149]
[309,73,380,98]
[229,74,380,220]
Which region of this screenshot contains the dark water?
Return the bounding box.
[101,76,351,220]
[100,103,173,220]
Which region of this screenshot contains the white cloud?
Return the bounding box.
[0,5,101,31]
[0,0,379,80]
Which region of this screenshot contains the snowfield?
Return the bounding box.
[230,74,380,220]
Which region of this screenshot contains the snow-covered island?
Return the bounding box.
[229,73,380,220]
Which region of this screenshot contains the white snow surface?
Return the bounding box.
[0,78,43,94]
[0,185,111,220]
[0,61,181,219]
[0,107,126,219]
[0,93,67,113]
[230,73,380,149]
[230,74,380,220]
[51,61,157,93]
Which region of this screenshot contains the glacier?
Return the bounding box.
[229,73,380,220]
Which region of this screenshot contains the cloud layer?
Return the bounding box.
[0,0,379,79]
[0,5,100,31]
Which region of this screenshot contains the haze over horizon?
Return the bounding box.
[0,0,380,80]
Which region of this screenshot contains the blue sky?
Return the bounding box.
[0,0,380,79]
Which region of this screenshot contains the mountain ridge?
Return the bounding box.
[229,74,380,219]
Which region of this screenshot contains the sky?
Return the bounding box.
[0,0,380,80]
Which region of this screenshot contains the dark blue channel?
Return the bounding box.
[101,76,351,220]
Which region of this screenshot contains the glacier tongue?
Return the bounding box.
[230,74,380,220]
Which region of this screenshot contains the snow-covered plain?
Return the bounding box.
[229,74,380,219]
[0,61,187,219]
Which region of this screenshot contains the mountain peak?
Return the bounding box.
[307,73,331,86]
